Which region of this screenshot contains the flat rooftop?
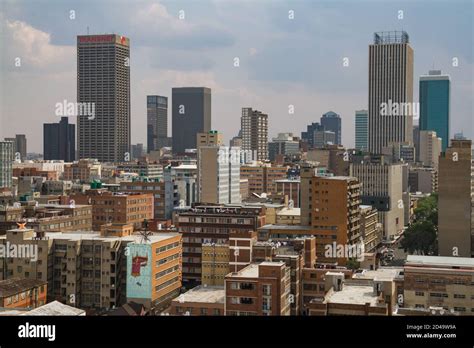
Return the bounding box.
[352,268,404,281]
[174,285,225,304]
[326,284,379,306]
[406,255,474,268]
[259,224,314,231]
[277,207,301,216]
[0,301,85,316]
[228,261,285,279]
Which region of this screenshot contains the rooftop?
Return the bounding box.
[352,268,404,281]
[277,207,301,216]
[326,283,379,306]
[259,224,314,231]
[406,255,474,268]
[174,285,225,304]
[0,278,47,298]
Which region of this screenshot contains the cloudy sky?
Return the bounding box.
[0,0,472,153]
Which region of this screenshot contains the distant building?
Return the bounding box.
[147,95,168,152]
[408,167,438,193]
[301,122,324,149]
[321,111,342,145]
[419,70,450,151]
[268,133,299,162]
[355,110,368,151]
[368,31,413,154]
[172,87,211,153]
[241,108,268,161]
[43,117,76,162]
[314,130,335,148]
[240,164,287,195]
[131,144,144,160]
[419,130,442,168]
[0,141,14,189]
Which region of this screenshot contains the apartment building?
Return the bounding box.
[175,204,266,287]
[403,255,474,315]
[0,226,181,312]
[71,190,153,231]
[201,243,230,286]
[116,161,163,179]
[225,261,291,316]
[359,205,381,253]
[63,159,101,182]
[240,164,288,195]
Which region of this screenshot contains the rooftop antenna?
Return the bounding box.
[87,26,89,35]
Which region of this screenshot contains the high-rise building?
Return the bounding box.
[241,108,268,161]
[368,31,413,154]
[419,130,442,168]
[197,145,241,204]
[268,133,299,162]
[147,95,168,152]
[438,139,473,257]
[172,87,211,153]
[314,130,335,148]
[419,70,450,152]
[0,141,13,189]
[301,122,324,149]
[350,161,405,240]
[43,117,76,162]
[300,169,361,264]
[240,164,288,195]
[321,111,342,145]
[131,144,144,160]
[77,34,130,162]
[355,110,368,151]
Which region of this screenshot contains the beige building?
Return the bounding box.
[403,255,474,315]
[276,207,301,225]
[359,205,381,253]
[419,130,442,168]
[63,159,101,182]
[438,139,473,257]
[240,164,288,195]
[201,243,230,286]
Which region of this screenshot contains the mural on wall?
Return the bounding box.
[126,243,152,299]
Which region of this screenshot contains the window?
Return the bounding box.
[415,291,424,296]
[453,294,465,299]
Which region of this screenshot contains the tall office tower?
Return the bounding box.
[350,161,405,240]
[172,87,211,153]
[438,139,473,257]
[43,117,76,162]
[77,34,130,162]
[368,31,414,154]
[355,110,368,151]
[301,122,324,149]
[0,141,14,189]
[321,111,342,145]
[419,70,450,152]
[147,95,168,152]
[419,130,442,168]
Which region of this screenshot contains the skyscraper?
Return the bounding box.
[419,70,450,152]
[368,31,414,154]
[321,111,342,145]
[0,141,13,189]
[77,34,130,162]
[147,95,168,153]
[172,87,211,153]
[355,110,368,151]
[43,117,76,162]
[5,135,27,161]
[241,107,268,161]
[438,139,473,257]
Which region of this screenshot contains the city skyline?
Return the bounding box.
[1,0,473,155]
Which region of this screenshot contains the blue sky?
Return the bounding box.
[1,0,472,152]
